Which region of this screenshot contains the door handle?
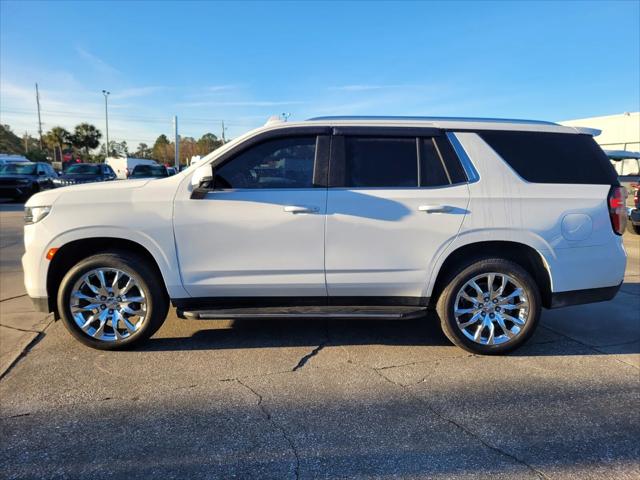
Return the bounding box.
[418,205,453,214]
[283,205,319,214]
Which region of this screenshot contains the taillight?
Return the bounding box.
[634,189,639,208]
[607,186,627,235]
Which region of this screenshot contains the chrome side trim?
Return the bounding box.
[447,132,480,183]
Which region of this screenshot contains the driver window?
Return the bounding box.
[215,136,316,189]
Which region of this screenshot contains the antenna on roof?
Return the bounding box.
[264,116,283,126]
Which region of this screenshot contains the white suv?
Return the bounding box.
[22,116,628,354]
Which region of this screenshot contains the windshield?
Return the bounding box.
[65,164,101,175]
[0,163,37,175]
[130,165,167,178]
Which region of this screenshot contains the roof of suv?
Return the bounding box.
[198,115,598,167]
[297,115,596,135]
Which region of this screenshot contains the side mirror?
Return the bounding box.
[190,163,214,200]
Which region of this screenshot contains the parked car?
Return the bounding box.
[0,161,57,201]
[53,163,117,187]
[167,167,177,176]
[606,150,640,209]
[627,187,640,234]
[23,116,627,354]
[0,154,30,167]
[128,164,170,179]
[105,156,158,179]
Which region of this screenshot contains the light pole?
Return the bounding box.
[102,90,110,157]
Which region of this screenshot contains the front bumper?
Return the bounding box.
[29,295,51,313]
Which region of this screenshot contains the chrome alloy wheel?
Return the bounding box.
[453,273,530,346]
[69,268,147,342]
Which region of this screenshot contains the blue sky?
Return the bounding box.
[1,0,639,147]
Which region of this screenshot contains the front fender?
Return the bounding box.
[40,227,188,299]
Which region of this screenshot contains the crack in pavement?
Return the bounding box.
[541,325,640,371]
[235,378,300,480]
[0,293,27,303]
[376,354,476,371]
[370,366,550,480]
[292,320,331,372]
[292,343,326,371]
[0,322,48,334]
[0,384,202,420]
[0,323,52,381]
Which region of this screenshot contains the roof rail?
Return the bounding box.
[306,115,558,126]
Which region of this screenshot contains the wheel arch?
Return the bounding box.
[428,240,553,309]
[47,237,170,317]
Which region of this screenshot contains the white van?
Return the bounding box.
[105,157,158,179]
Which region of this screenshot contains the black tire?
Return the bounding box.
[436,258,541,355]
[627,221,640,235]
[57,251,169,350]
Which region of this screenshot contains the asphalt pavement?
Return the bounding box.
[0,201,638,479]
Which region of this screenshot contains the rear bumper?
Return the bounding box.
[548,283,622,309]
[541,239,626,294]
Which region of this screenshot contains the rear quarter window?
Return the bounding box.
[479,131,618,185]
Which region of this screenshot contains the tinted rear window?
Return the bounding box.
[479,131,618,185]
[419,139,450,187]
[433,137,467,184]
[344,137,417,187]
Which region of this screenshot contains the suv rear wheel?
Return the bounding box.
[57,251,168,350]
[436,258,541,355]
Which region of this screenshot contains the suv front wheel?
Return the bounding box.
[436,258,541,355]
[57,251,168,350]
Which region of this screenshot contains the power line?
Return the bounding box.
[0,107,258,126]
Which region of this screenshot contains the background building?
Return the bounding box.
[560,112,639,151]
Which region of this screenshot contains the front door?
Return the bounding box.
[174,134,328,298]
[325,133,470,300]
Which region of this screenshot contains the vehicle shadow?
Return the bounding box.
[141,314,451,351]
[140,299,640,355]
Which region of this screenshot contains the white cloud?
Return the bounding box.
[176,100,307,108]
[328,84,425,92]
[207,85,240,92]
[110,86,166,100]
[75,47,120,75]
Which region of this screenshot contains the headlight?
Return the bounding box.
[24,206,52,225]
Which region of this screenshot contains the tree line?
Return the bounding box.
[0,123,225,165]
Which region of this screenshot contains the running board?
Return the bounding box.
[179,306,427,320]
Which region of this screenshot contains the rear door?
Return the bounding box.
[325,129,470,301]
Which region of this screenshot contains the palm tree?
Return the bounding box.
[71,123,102,159]
[43,127,71,161]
